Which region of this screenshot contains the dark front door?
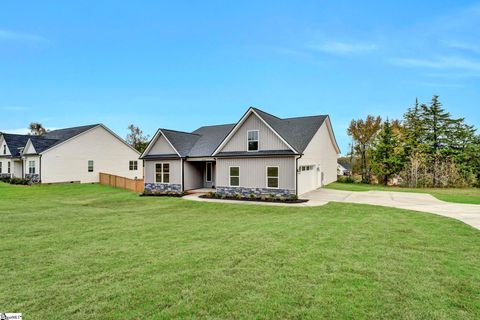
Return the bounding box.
[205,162,214,188]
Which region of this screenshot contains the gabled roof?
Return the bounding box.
[252,108,328,153]
[189,124,235,157]
[24,136,60,154]
[143,107,339,159]
[160,129,200,157]
[0,133,35,157]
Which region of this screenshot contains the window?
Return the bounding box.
[247,130,259,151]
[129,160,138,171]
[29,161,35,174]
[7,161,10,174]
[206,162,212,182]
[300,165,314,172]
[155,163,170,183]
[0,161,2,173]
[88,160,94,172]
[267,166,279,188]
[3,145,6,155]
[229,166,239,186]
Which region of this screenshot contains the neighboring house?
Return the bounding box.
[141,107,340,196]
[337,163,351,176]
[0,124,142,183]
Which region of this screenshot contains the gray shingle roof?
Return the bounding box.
[1,124,100,156]
[146,107,333,158]
[251,108,327,153]
[1,133,34,157]
[189,124,235,157]
[160,129,200,157]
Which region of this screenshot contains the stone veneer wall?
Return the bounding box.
[144,183,182,195]
[216,186,295,198]
[25,174,40,184]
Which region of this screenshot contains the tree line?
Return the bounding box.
[346,95,480,188]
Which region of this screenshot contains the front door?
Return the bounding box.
[205,162,214,188]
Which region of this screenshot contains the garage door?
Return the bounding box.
[298,165,317,195]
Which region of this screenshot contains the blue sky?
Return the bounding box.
[1,1,479,154]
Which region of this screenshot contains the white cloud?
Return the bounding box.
[391,56,480,71]
[0,128,30,134]
[309,41,377,55]
[442,40,480,54]
[0,29,48,44]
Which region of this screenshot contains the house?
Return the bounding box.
[0,124,142,183]
[140,107,340,196]
[337,163,351,176]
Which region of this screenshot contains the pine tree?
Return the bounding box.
[372,120,404,185]
[420,95,458,186]
[403,98,423,156]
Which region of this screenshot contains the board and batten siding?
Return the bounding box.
[40,126,141,183]
[216,157,296,191]
[144,159,182,185]
[183,161,203,190]
[220,113,289,152]
[147,134,177,155]
[297,120,338,195]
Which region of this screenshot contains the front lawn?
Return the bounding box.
[326,182,480,204]
[1,183,479,319]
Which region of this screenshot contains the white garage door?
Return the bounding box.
[298,165,321,195]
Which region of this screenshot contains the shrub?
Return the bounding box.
[206,192,215,198]
[10,177,30,185]
[248,193,256,199]
[234,193,242,200]
[337,175,355,183]
[289,194,298,201]
[0,176,11,183]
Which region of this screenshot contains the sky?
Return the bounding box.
[1,1,479,155]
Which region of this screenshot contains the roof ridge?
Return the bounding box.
[251,107,282,120]
[161,128,201,136]
[283,114,327,120]
[1,133,36,137]
[194,123,236,129]
[47,124,100,133]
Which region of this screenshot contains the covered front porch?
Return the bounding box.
[184,158,216,191]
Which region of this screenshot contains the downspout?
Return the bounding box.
[39,154,42,183]
[181,158,185,192]
[295,154,303,196]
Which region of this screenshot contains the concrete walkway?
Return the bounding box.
[184,189,480,230]
[303,189,480,230]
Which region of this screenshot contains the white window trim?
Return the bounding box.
[129,160,138,171]
[154,162,171,184]
[88,160,94,172]
[7,161,10,174]
[266,166,279,189]
[29,160,36,174]
[205,162,212,182]
[229,166,240,187]
[246,130,259,152]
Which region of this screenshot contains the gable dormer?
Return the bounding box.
[141,130,180,158]
[215,110,292,154]
[0,136,10,156]
[23,139,37,155]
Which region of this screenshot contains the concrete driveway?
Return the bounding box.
[303,189,480,230]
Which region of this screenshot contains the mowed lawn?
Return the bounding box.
[1,183,479,319]
[326,182,480,204]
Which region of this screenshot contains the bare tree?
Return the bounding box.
[29,122,48,136]
[126,124,149,153]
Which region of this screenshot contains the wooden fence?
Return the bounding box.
[99,172,144,193]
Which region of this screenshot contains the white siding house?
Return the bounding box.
[1,124,142,184]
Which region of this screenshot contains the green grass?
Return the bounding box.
[326,182,480,204]
[1,183,479,319]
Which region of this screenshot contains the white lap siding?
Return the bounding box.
[216,157,296,191]
[297,121,338,195]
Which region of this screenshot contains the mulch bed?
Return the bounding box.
[199,194,308,204]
